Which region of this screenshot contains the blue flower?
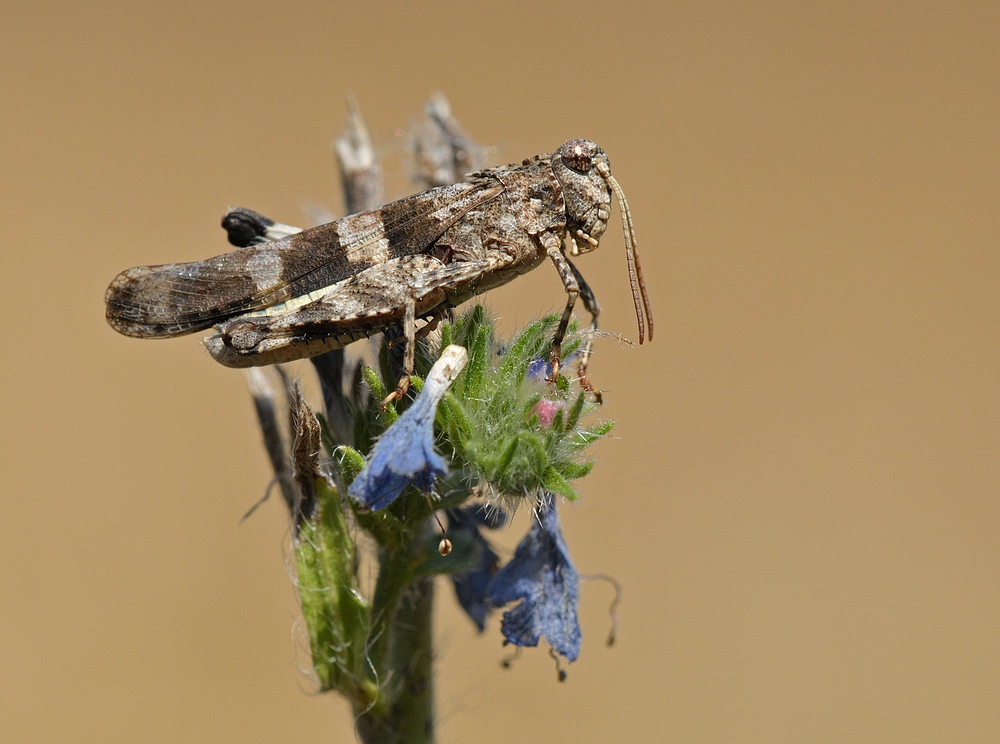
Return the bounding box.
[349,346,467,510]
[525,350,580,383]
[525,357,552,382]
[448,506,506,632]
[488,492,581,662]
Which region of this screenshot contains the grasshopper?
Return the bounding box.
[105,139,652,400]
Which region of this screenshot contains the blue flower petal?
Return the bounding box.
[525,357,551,382]
[349,346,467,510]
[525,350,580,383]
[448,506,507,632]
[488,493,581,662]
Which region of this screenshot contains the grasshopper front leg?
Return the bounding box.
[543,232,602,398]
[542,233,579,378]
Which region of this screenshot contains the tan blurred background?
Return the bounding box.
[2,1,998,741]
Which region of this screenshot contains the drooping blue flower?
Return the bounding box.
[448,506,507,632]
[488,492,581,662]
[349,345,467,510]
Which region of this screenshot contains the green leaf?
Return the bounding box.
[564,420,615,452]
[439,318,453,349]
[294,479,373,703]
[462,323,492,399]
[362,364,386,401]
[497,316,551,383]
[542,466,580,501]
[520,391,543,419]
[442,392,473,441]
[555,459,594,480]
[362,365,398,428]
[336,445,367,486]
[519,431,549,475]
[492,435,520,481]
[564,391,586,431]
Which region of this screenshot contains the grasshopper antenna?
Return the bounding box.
[601,169,653,344]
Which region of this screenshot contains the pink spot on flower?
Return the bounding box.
[534,399,565,427]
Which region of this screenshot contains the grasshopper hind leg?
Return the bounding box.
[381,303,453,407]
[382,298,417,407]
[380,254,511,407]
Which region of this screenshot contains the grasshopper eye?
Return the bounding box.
[559,139,598,174]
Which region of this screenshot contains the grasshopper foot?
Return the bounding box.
[380,375,411,409]
[577,364,603,405]
[547,346,562,384]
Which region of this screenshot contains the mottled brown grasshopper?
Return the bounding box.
[105,139,652,399]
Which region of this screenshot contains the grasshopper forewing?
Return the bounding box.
[105,139,652,400]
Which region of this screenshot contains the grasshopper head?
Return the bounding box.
[553,139,654,344]
[552,139,613,256]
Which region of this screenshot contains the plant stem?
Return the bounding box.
[357,546,436,743]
